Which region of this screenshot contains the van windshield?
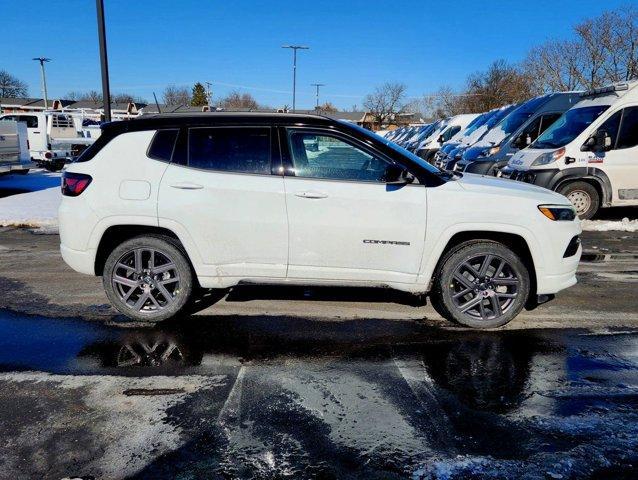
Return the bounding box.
[532,105,609,149]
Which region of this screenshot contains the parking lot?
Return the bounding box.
[1,222,638,478]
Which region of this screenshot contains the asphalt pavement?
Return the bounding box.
[0,227,637,479]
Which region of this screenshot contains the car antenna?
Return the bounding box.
[153,92,162,114]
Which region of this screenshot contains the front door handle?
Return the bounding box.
[169,182,203,190]
[295,191,328,199]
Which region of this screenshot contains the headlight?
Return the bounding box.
[532,147,565,166]
[538,205,576,221]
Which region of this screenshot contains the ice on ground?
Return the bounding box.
[0,186,60,233]
[582,218,638,232]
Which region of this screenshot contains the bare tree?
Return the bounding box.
[0,70,28,97]
[162,84,191,106]
[219,91,259,110]
[315,102,338,113]
[524,6,638,92]
[363,82,407,126]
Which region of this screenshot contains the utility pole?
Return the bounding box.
[311,83,325,110]
[95,0,112,121]
[205,81,213,108]
[32,57,51,109]
[282,45,309,112]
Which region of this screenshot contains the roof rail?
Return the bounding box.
[580,82,630,97]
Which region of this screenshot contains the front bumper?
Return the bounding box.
[499,166,560,189]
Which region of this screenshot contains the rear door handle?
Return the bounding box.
[169,182,203,190]
[295,191,328,199]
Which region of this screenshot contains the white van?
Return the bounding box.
[502,81,638,219]
[0,121,32,174]
[415,114,479,162]
[0,112,94,171]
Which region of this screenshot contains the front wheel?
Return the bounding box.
[558,181,599,220]
[103,235,194,322]
[431,241,530,328]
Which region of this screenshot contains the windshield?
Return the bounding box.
[532,105,610,149]
[338,120,442,175]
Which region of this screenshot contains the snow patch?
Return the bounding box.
[582,218,638,232]
[0,186,61,233]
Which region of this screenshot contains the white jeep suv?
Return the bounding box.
[59,113,582,328]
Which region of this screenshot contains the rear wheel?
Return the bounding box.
[431,241,530,328]
[103,236,194,323]
[558,181,599,220]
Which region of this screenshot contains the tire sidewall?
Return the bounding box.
[103,236,193,323]
[559,182,599,220]
[436,242,530,329]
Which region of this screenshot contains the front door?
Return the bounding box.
[282,128,427,285]
[158,126,288,279]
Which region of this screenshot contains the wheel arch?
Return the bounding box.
[95,225,190,276]
[424,230,538,301]
[553,168,612,207]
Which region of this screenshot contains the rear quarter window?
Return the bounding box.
[147,129,179,162]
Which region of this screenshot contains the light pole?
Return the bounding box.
[205,81,213,108]
[95,0,112,121]
[311,83,325,110]
[32,57,51,109]
[282,45,309,112]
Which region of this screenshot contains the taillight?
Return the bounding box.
[61,172,92,197]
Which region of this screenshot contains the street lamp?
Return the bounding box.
[32,57,51,109]
[95,0,112,121]
[311,83,325,110]
[282,45,309,112]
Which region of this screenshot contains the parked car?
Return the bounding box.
[456,92,581,175]
[415,114,479,162]
[59,112,581,328]
[0,120,32,175]
[501,81,638,219]
[436,105,518,170]
[0,111,94,171]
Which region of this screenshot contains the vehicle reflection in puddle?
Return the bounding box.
[1,308,637,479]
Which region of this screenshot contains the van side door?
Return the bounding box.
[590,107,638,205]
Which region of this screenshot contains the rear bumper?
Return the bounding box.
[60,244,96,276]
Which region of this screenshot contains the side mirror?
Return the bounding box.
[385,164,415,185]
[437,135,444,143]
[582,135,597,151]
[596,129,612,150]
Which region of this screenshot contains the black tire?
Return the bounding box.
[558,181,599,220]
[430,241,530,329]
[102,235,194,323]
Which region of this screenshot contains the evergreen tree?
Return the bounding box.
[191,82,208,106]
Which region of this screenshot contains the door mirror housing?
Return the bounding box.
[437,135,444,143]
[583,129,612,152]
[384,164,415,185]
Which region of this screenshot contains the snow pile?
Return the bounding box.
[0,187,61,233]
[582,217,638,232]
[0,170,61,233]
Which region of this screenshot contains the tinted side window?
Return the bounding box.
[148,129,178,162]
[188,127,270,174]
[18,115,39,128]
[617,107,638,149]
[0,115,17,122]
[518,116,542,145]
[288,130,390,182]
[596,111,622,149]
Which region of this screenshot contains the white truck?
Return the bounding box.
[0,111,95,171]
[0,120,32,175]
[501,81,638,219]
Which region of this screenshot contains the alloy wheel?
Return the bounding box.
[449,254,520,322]
[111,248,181,314]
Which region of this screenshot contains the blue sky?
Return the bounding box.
[2,0,630,109]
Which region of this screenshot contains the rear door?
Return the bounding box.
[281,127,427,285]
[158,126,288,279]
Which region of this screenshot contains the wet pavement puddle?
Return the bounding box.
[0,308,637,479]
